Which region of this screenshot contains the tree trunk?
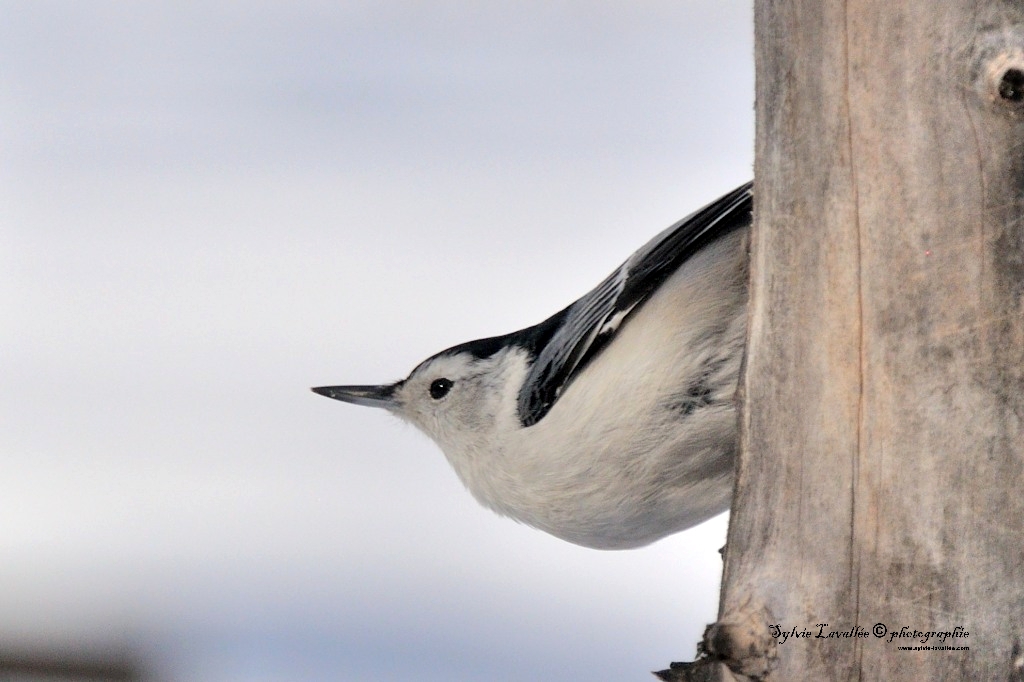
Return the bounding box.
[686,1,1024,680]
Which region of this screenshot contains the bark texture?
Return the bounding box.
[718,1,1024,679]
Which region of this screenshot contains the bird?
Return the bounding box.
[313,181,753,550]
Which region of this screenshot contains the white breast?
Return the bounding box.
[460,229,749,549]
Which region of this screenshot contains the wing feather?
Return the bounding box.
[517,181,753,426]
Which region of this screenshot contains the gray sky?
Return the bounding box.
[1,3,753,680]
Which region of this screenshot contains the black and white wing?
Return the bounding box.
[516,181,753,427]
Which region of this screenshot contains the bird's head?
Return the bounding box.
[313,344,528,456]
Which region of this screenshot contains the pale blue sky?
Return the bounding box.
[1,3,753,680]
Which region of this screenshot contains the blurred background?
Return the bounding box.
[1,2,752,680]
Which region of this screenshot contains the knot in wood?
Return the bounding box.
[972,27,1024,111]
[701,603,777,681]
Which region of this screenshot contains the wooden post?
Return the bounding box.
[660,1,1024,680]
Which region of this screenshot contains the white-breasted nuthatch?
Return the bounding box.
[313,182,752,549]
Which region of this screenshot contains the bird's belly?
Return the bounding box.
[488,403,738,549]
[471,229,747,549]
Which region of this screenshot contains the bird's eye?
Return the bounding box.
[429,378,453,400]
